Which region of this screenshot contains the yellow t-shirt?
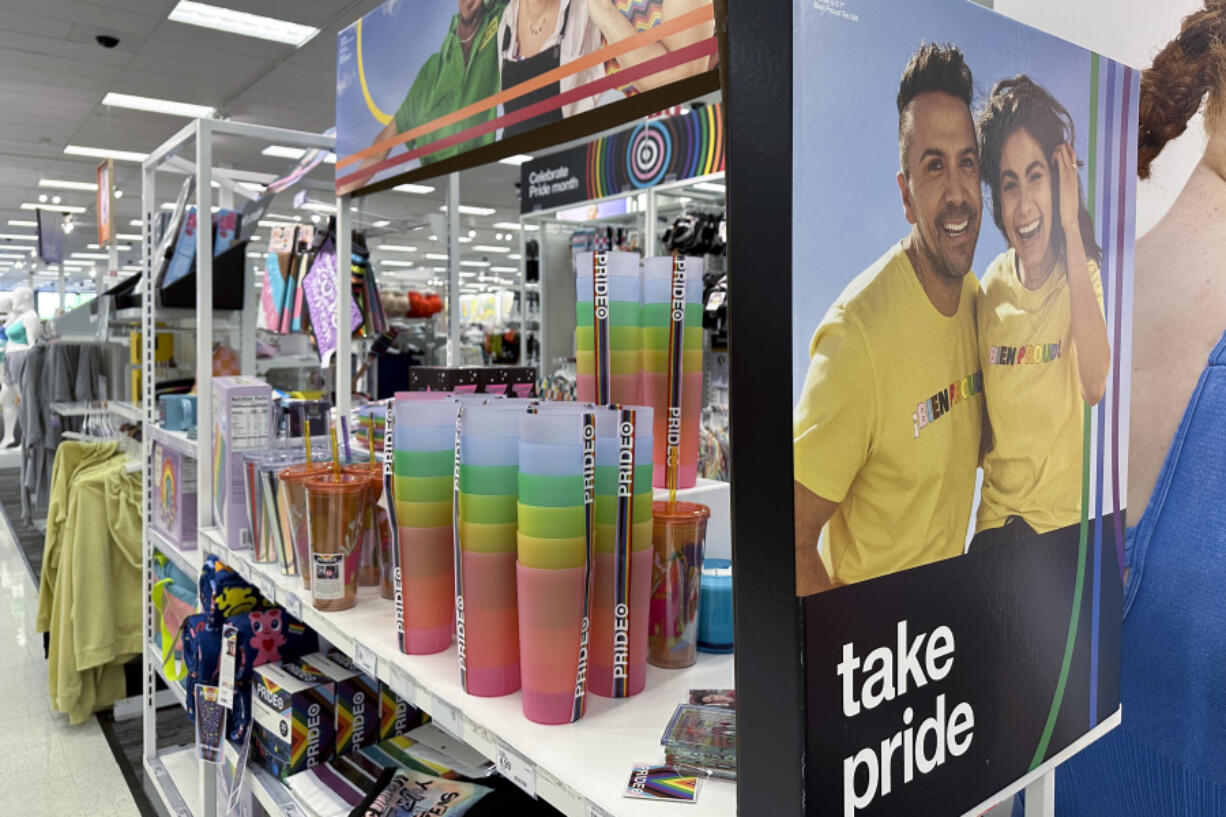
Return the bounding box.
[976,249,1106,534]
[794,242,983,586]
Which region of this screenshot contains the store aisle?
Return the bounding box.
[0,511,141,817]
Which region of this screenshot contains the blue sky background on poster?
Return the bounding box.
[791,0,1095,396]
[335,1,458,178]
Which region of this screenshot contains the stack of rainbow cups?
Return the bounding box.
[642,255,705,490]
[454,402,524,697]
[391,392,457,654]
[575,250,641,406]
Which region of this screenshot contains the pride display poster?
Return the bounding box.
[790,0,1135,813]
[335,0,720,196]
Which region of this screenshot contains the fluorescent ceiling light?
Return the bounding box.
[300,202,336,213]
[524,224,540,232]
[457,236,471,243]
[250,235,262,241]
[121,265,143,271]
[261,213,299,222]
[116,233,143,241]
[424,253,449,260]
[473,245,510,253]
[499,154,533,166]
[129,219,143,227]
[247,252,263,258]
[0,254,27,261]
[460,260,490,268]
[39,179,97,191]
[7,220,36,228]
[102,92,214,119]
[21,203,87,213]
[372,220,391,228]
[239,182,266,192]
[493,222,522,231]
[87,243,132,251]
[459,271,478,278]
[65,145,148,162]
[261,145,335,163]
[71,253,111,260]
[490,266,519,273]
[381,260,414,267]
[168,1,318,46]
[508,253,522,260]
[437,204,497,216]
[375,245,415,253]
[393,183,434,195]
[692,182,726,193]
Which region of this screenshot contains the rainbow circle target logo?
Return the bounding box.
[627,121,672,187]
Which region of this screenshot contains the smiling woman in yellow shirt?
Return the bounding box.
[972,76,1111,548]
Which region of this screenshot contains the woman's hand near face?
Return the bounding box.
[1053,143,1082,234]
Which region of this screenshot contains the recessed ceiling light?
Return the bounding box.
[71,252,111,260]
[437,205,497,216]
[39,179,98,191]
[114,189,123,198]
[21,203,87,213]
[473,245,510,253]
[65,145,149,163]
[381,260,414,267]
[460,260,491,268]
[424,253,449,260]
[376,245,416,253]
[499,155,533,166]
[115,233,143,241]
[51,196,61,204]
[102,92,214,118]
[393,183,435,195]
[168,1,318,46]
[38,194,47,203]
[7,220,36,228]
[693,182,726,194]
[493,222,521,231]
[490,266,519,273]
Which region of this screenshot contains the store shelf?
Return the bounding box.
[256,355,319,374]
[50,400,142,422]
[150,424,199,459]
[112,307,239,328]
[152,526,205,577]
[146,746,203,817]
[111,400,144,423]
[199,526,735,817]
[147,642,188,711]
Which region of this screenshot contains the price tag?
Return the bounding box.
[281,802,306,817]
[431,694,464,739]
[353,641,378,678]
[283,592,303,621]
[585,804,614,817]
[153,764,170,778]
[254,571,276,603]
[388,663,418,707]
[495,741,537,798]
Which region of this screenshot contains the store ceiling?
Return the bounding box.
[0,0,526,292]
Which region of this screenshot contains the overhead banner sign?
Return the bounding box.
[520,102,724,213]
[790,0,1136,814]
[96,158,114,248]
[334,0,719,197]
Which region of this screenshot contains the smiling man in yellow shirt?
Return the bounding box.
[793,44,985,595]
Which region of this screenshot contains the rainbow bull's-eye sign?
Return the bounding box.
[335,0,720,196]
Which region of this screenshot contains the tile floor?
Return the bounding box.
[0,507,141,816]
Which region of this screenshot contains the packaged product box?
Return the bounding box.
[212,376,273,549]
[408,366,480,393]
[503,366,538,398]
[379,680,421,741]
[252,658,336,779]
[476,366,510,396]
[305,650,380,756]
[152,441,197,549]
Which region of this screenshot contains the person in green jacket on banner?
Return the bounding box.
[354,0,507,185]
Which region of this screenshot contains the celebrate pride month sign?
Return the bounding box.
[791,0,1136,813]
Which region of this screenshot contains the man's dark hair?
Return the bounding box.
[897,44,974,175]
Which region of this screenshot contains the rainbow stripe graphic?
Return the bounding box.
[625,765,700,802]
[335,693,356,754]
[584,103,724,199]
[613,408,636,698]
[592,252,611,404]
[160,456,177,524]
[665,256,686,496]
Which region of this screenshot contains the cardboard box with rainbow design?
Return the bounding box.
[252,658,336,779]
[312,650,380,755]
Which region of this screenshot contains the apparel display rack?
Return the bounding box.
[138,118,735,817]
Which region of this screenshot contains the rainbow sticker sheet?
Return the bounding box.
[624,763,701,803]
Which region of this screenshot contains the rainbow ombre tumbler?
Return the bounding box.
[455,403,523,697]
[642,256,705,490]
[575,251,641,406]
[391,394,459,654]
[517,409,596,724]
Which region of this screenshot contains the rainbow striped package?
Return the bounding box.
[252,658,336,779]
[304,651,380,756]
[377,680,420,741]
[152,440,197,549]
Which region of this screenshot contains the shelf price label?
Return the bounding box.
[283,592,303,621]
[254,570,276,603]
[388,663,419,707]
[495,740,537,799]
[353,640,378,678]
[585,804,615,817]
[431,694,464,739]
[281,802,307,817]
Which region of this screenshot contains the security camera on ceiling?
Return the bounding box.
[96,35,120,49]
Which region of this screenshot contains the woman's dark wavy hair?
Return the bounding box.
[1139,0,1226,178]
[978,75,1101,265]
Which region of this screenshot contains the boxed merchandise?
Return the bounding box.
[307,650,380,755]
[504,366,537,398]
[279,398,331,438]
[152,440,197,548]
[379,679,417,741]
[476,365,509,396]
[408,365,479,393]
[213,376,274,549]
[252,658,336,779]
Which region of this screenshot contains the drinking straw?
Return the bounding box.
[329,412,342,479]
[367,417,376,464]
[301,404,313,464]
[341,415,353,462]
[666,253,686,508]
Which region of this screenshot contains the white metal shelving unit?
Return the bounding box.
[139,118,335,817]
